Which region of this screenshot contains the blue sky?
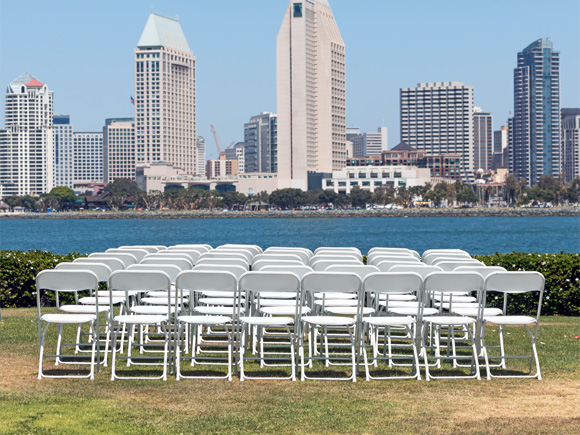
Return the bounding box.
[1,0,578,158]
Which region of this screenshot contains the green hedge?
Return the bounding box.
[475,252,580,316]
[0,250,578,315]
[0,250,85,308]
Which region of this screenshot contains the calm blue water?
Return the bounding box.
[0,216,578,255]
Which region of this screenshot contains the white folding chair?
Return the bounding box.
[252,259,304,271]
[253,253,306,265]
[105,248,149,262]
[482,271,545,380]
[89,252,138,267]
[36,270,101,380]
[311,259,362,271]
[74,257,126,272]
[370,255,421,266]
[196,258,249,270]
[368,247,420,259]
[140,257,193,270]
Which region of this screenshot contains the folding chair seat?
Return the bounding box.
[481,271,545,380]
[238,272,301,381]
[175,270,239,381]
[299,272,362,381]
[36,270,101,380]
[109,270,173,380]
[360,272,424,380]
[421,272,485,381]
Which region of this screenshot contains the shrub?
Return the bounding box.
[0,250,86,308]
[474,252,580,316]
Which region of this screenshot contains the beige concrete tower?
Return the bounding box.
[277,0,346,190]
[135,13,200,176]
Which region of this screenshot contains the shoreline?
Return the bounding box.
[1,207,578,219]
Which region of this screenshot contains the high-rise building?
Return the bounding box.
[243,112,278,173]
[0,73,54,198]
[196,136,206,175]
[103,118,135,183]
[225,142,247,174]
[277,0,346,190]
[400,82,475,181]
[351,127,388,157]
[135,13,200,175]
[492,125,509,170]
[561,108,580,182]
[53,115,103,187]
[512,38,561,186]
[473,108,493,170]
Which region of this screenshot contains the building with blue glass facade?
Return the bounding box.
[512,38,561,186]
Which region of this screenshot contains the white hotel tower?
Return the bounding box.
[0,73,54,198]
[277,0,346,190]
[134,13,202,176]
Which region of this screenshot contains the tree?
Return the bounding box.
[269,188,306,209]
[304,189,322,207]
[371,185,396,206]
[349,186,372,208]
[424,188,446,207]
[395,186,414,208]
[456,187,478,205]
[222,191,247,210]
[504,174,524,205]
[44,186,77,210]
[105,178,141,196]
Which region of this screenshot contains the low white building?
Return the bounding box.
[323,165,432,194]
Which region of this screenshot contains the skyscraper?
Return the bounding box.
[492,125,509,170]
[135,13,200,176]
[400,82,475,181]
[512,38,561,186]
[351,127,388,157]
[473,108,493,170]
[561,108,580,182]
[0,73,54,198]
[103,118,135,183]
[277,0,346,190]
[244,112,278,173]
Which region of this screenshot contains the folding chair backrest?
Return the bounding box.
[199,252,251,263]
[325,264,380,280]
[167,245,211,254]
[265,247,313,259]
[127,264,182,283]
[260,265,313,278]
[314,250,363,261]
[370,255,420,266]
[368,247,420,259]
[310,255,362,266]
[484,271,545,294]
[363,272,423,296]
[423,252,472,265]
[252,259,304,270]
[144,253,197,264]
[149,250,201,264]
[177,270,238,293]
[118,246,161,253]
[109,270,171,293]
[253,253,306,265]
[55,262,112,283]
[88,252,138,267]
[314,247,361,255]
[105,248,149,262]
[301,272,362,295]
[74,256,126,272]
[454,265,506,278]
[424,272,484,295]
[36,269,99,293]
[422,249,469,258]
[256,251,309,264]
[239,271,301,296]
[217,244,262,256]
[436,260,483,271]
[368,252,417,264]
[311,260,362,271]
[196,258,249,270]
[211,249,253,263]
[193,264,247,279]
[389,264,442,278]
[140,258,193,270]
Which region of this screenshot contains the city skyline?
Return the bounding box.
[1,0,578,159]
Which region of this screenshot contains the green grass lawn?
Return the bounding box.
[0,309,579,434]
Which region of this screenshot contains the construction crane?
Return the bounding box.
[210,124,235,158]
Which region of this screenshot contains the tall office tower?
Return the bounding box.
[492,125,509,170]
[196,136,206,175]
[277,0,346,190]
[53,115,104,187]
[0,73,54,198]
[135,13,199,175]
[244,112,278,173]
[74,132,103,183]
[513,38,561,185]
[225,142,247,174]
[352,127,388,157]
[103,118,135,183]
[507,117,514,172]
[473,108,493,170]
[400,82,475,181]
[53,115,75,187]
[561,108,580,182]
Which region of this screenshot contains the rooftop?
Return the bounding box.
[137,12,190,52]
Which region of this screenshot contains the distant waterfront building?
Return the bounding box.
[135,13,201,176]
[244,112,277,173]
[277,0,346,190]
[400,81,474,181]
[225,142,247,174]
[196,136,206,176]
[53,116,103,187]
[206,155,239,179]
[103,118,135,183]
[512,38,561,185]
[473,108,493,171]
[561,108,580,182]
[0,73,54,198]
[323,165,432,194]
[492,125,509,170]
[352,127,388,157]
